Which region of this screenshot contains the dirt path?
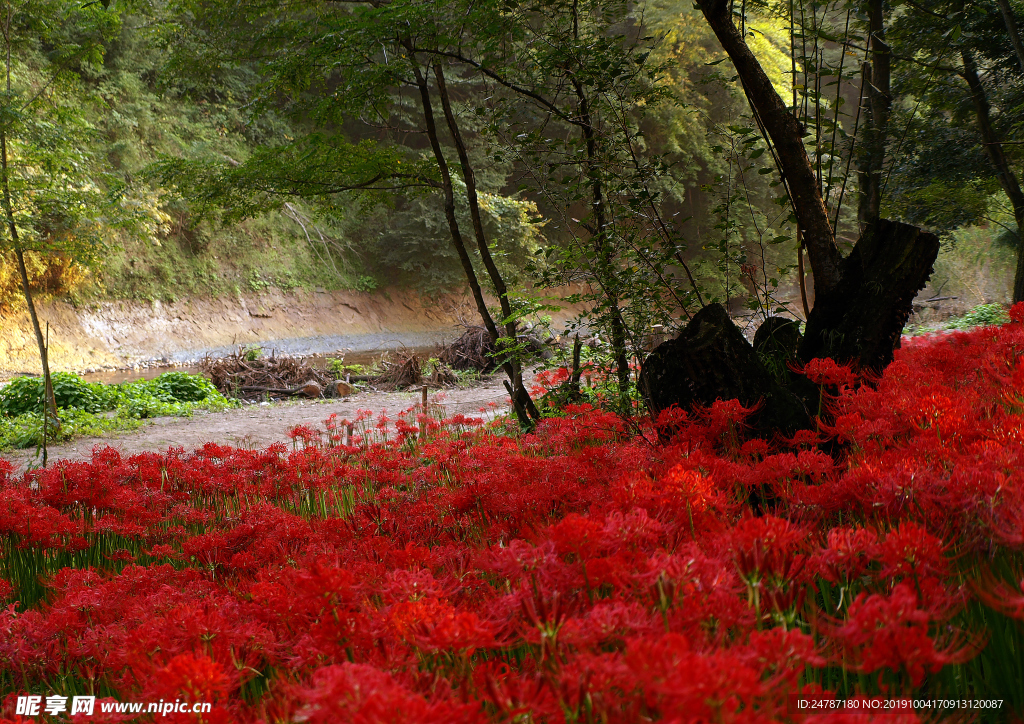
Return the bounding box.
[2,376,518,471]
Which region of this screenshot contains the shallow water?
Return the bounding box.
[80,332,450,385]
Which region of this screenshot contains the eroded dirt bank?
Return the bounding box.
[1,287,470,377]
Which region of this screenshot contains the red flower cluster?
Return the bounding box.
[1,306,1023,722]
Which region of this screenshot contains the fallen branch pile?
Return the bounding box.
[375,351,424,390]
[438,326,552,371]
[372,350,459,390]
[199,349,336,401]
[438,326,494,371]
[200,347,463,400]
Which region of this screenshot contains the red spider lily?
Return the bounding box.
[288,425,322,449]
[547,513,605,560]
[731,514,809,582]
[481,670,561,722]
[813,526,879,584]
[410,606,500,654]
[3,315,1024,719]
[800,357,859,388]
[292,663,485,723]
[142,652,232,724]
[624,632,797,723]
[518,584,579,666]
[832,583,979,687]
[875,522,949,582]
[971,568,1024,620]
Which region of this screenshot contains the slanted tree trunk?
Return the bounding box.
[408,56,535,428]
[960,49,1024,303]
[696,0,842,302]
[432,63,539,421]
[2,131,59,430]
[642,0,941,433]
[996,0,1024,74]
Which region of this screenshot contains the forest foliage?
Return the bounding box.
[0,0,1019,378]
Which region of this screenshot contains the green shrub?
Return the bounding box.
[0,373,109,416]
[150,371,219,402]
[946,303,1010,330]
[326,359,366,378]
[0,371,237,449]
[116,375,234,419]
[0,408,142,451]
[52,373,110,413]
[115,384,184,419]
[0,376,43,417]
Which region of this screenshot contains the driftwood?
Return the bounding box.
[200,348,335,401]
[201,346,460,400]
[371,350,459,390]
[376,351,424,389]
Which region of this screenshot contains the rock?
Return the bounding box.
[753,317,801,361]
[639,304,811,436]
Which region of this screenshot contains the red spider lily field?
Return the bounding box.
[3,310,1024,723]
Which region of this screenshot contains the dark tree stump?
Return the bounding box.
[800,219,940,370]
[639,304,811,436]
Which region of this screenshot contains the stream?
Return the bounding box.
[80,331,451,385]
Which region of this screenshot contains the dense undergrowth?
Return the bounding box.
[1,309,1024,722]
[0,372,235,452]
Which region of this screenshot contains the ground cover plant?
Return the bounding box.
[0,372,235,451]
[1,309,1024,722]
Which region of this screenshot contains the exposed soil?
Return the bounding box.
[1,375,520,472]
[0,287,472,377]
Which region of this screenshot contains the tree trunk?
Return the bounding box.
[408,58,534,428]
[567,79,631,397]
[639,304,812,436]
[696,0,842,300]
[13,249,59,428]
[432,63,539,420]
[2,131,59,429]
[996,0,1024,74]
[799,219,940,371]
[857,0,891,231]
[960,49,1024,303]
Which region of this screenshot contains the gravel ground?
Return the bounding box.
[2,374,519,472]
